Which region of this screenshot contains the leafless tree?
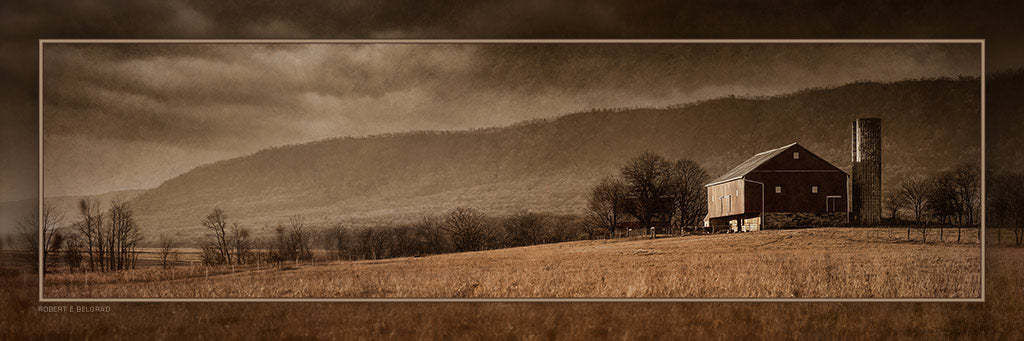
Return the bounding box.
[884,190,903,221]
[883,190,903,238]
[990,172,1024,246]
[951,163,981,226]
[411,216,450,255]
[926,172,958,242]
[106,200,143,271]
[444,207,488,252]
[353,227,379,260]
[270,216,313,263]
[201,207,232,265]
[74,199,104,271]
[620,152,676,235]
[354,225,397,260]
[200,243,224,266]
[63,233,83,273]
[897,176,930,240]
[951,163,981,243]
[229,223,253,265]
[16,202,66,273]
[670,159,709,232]
[504,211,548,247]
[547,217,585,243]
[325,223,351,260]
[158,234,177,269]
[587,177,628,237]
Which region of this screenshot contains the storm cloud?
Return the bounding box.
[40,42,980,197]
[3,0,1021,202]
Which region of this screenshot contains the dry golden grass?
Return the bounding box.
[43,227,980,298]
[0,240,1019,339]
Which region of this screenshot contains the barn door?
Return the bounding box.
[826,196,841,212]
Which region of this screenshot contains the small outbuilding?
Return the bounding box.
[704,143,848,231]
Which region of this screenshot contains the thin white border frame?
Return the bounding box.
[37,39,986,303]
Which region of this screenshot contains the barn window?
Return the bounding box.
[812,186,818,193]
[775,186,782,193]
[793,152,800,159]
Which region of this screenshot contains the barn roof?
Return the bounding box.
[705,142,798,186]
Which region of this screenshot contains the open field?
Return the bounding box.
[1,230,1017,339]
[43,228,980,298]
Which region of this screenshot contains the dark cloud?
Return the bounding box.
[39,42,978,196]
[43,43,981,144]
[1,0,1022,201]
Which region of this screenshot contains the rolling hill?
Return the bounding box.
[124,77,982,237]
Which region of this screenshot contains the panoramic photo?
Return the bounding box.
[29,42,983,299]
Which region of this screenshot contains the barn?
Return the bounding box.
[704,143,849,231]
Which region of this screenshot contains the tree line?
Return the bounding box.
[586,151,709,237]
[989,171,1024,246]
[19,155,1010,275]
[885,162,981,242]
[193,206,598,266]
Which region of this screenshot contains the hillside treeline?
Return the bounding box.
[130,77,983,233]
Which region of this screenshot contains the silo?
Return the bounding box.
[851,118,881,225]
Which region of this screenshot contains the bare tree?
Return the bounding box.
[897,176,930,240]
[63,233,83,273]
[504,211,547,247]
[951,163,981,226]
[951,163,981,243]
[74,199,104,271]
[670,159,709,233]
[587,177,628,237]
[202,207,232,265]
[269,216,313,263]
[325,224,351,260]
[884,190,903,221]
[353,227,379,260]
[621,152,676,236]
[158,234,177,269]
[412,216,450,255]
[990,172,1024,246]
[444,207,488,252]
[926,172,958,242]
[229,223,253,265]
[106,200,143,271]
[15,202,66,273]
[883,190,903,238]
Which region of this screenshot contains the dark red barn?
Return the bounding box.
[704,143,848,231]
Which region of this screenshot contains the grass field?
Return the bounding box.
[3,228,1020,339]
[43,227,981,298]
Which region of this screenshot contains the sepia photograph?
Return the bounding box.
[4,0,1024,339]
[32,41,982,299]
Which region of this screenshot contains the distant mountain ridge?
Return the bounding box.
[123,77,981,237]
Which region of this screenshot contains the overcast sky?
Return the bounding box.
[3,0,1023,204]
[39,43,979,197]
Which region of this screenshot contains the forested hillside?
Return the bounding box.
[127,77,983,236]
